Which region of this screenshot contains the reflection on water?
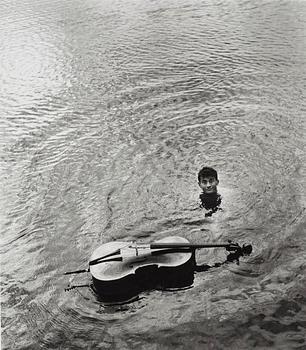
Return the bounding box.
[1,0,306,349]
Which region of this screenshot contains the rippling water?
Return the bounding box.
[1,0,306,349]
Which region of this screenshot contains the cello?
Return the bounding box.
[65,236,252,302]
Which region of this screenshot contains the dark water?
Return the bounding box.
[1,0,306,349]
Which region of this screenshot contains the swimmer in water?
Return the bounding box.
[198,166,222,217]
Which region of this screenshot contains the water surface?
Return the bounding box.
[1,0,306,349]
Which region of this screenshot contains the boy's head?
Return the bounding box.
[198,167,219,194]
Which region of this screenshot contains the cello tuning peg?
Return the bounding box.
[242,244,252,255]
[226,243,238,252]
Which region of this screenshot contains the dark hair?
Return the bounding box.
[198,167,218,182]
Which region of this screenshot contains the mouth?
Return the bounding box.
[204,188,215,193]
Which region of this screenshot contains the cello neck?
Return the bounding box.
[150,242,230,249]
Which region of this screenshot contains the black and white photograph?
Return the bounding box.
[1,0,306,349]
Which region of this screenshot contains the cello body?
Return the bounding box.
[89,236,195,301]
[65,236,251,302]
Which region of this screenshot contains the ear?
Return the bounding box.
[216,180,219,185]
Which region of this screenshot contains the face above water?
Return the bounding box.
[198,176,219,194]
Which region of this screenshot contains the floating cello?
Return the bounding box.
[65,236,252,302]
